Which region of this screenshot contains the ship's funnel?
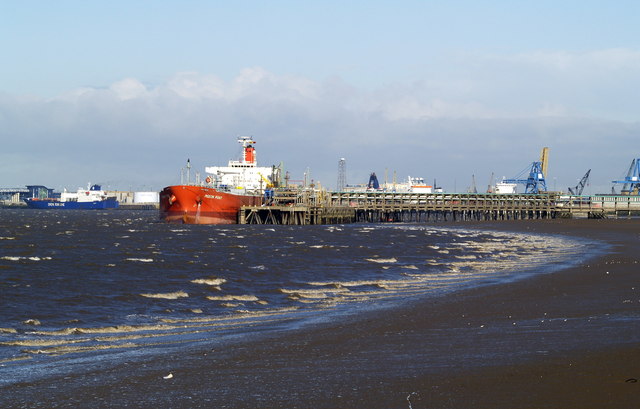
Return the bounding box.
[244,146,256,164]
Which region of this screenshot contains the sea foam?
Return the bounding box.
[126,258,154,263]
[140,291,188,300]
[191,278,227,286]
[366,257,398,263]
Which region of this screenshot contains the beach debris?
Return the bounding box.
[163,373,173,379]
[625,378,637,383]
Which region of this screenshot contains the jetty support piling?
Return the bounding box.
[238,190,640,225]
[240,205,356,225]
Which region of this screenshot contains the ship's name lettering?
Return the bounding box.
[47,203,64,207]
[204,195,223,200]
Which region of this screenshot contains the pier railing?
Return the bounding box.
[239,189,640,224]
[330,191,558,222]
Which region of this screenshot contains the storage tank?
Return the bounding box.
[133,191,160,203]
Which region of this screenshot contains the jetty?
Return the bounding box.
[239,189,640,225]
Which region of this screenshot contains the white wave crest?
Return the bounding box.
[280,286,351,300]
[206,295,259,302]
[366,257,398,263]
[191,278,227,286]
[309,280,391,289]
[140,291,188,299]
[126,258,154,263]
[23,319,41,326]
[0,327,17,334]
[1,256,52,261]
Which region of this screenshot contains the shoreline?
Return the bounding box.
[3,219,640,408]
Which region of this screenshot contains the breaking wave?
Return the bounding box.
[191,278,227,286]
[140,291,189,299]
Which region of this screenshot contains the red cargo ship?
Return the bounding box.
[159,137,278,224]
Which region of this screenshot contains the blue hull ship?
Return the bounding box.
[25,199,119,209]
[24,184,119,210]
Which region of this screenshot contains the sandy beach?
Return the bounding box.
[4,219,640,408]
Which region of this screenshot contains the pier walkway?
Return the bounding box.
[239,189,640,225]
[331,191,556,223]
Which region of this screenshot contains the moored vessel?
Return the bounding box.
[24,184,119,209]
[159,137,280,224]
[395,176,433,193]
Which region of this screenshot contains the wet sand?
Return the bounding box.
[4,219,640,408]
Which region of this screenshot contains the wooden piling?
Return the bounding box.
[238,190,640,225]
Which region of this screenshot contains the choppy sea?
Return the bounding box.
[0,209,596,386]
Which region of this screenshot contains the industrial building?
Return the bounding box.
[0,186,54,206]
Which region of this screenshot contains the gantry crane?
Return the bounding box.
[486,172,495,193]
[612,158,640,195]
[504,147,549,194]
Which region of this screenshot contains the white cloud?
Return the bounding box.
[535,102,569,117]
[109,78,148,100]
[1,53,639,192]
[167,72,225,99]
[508,48,640,72]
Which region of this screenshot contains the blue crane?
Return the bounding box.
[503,147,549,194]
[612,158,640,195]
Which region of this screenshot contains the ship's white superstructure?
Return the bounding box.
[60,184,111,202]
[204,137,277,194]
[393,177,433,193]
[494,178,518,194]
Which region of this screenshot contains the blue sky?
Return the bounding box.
[1,1,639,193]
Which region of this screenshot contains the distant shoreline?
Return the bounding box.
[0,203,158,210]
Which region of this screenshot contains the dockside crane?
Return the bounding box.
[568,169,591,195]
[612,158,640,195]
[503,147,549,194]
[468,174,478,193]
[486,172,495,193]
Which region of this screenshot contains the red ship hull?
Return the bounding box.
[159,185,262,224]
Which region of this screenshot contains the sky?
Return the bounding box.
[1,0,639,193]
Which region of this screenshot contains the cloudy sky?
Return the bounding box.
[1,1,639,193]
